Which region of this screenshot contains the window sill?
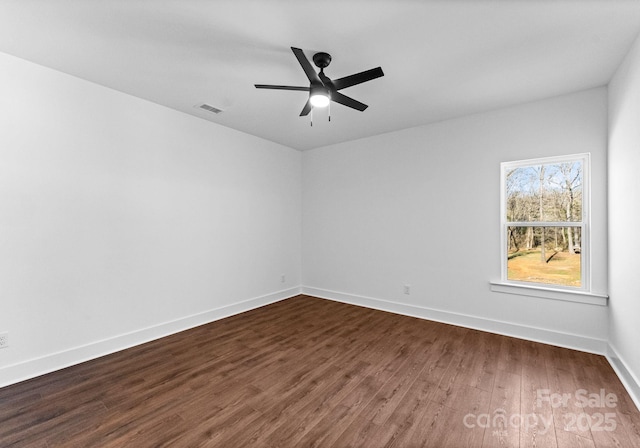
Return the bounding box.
[489,281,608,306]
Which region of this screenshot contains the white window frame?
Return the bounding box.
[493,153,601,303]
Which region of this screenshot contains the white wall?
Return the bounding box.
[302,88,609,352]
[0,52,301,386]
[608,31,640,404]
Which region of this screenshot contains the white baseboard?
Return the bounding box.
[0,287,301,389]
[607,344,640,412]
[301,286,608,355]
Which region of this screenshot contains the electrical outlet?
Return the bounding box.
[404,284,411,295]
[0,332,8,349]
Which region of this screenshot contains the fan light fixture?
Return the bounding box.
[309,86,330,108]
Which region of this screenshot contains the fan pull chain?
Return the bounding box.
[328,101,331,122]
[310,108,313,127]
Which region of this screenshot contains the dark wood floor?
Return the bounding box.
[1,295,639,447]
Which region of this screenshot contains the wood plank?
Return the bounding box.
[482,369,522,447]
[520,360,557,448]
[409,400,487,447]
[547,361,596,443]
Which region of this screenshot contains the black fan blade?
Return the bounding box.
[332,67,384,91]
[291,47,322,85]
[255,84,309,91]
[300,99,312,116]
[331,92,368,111]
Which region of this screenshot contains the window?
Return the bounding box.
[500,154,589,291]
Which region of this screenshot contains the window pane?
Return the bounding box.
[507,226,581,287]
[505,161,582,222]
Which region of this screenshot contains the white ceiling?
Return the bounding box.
[1,1,639,151]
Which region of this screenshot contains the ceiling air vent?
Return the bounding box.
[196,103,223,114]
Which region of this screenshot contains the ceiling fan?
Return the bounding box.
[255,47,384,119]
